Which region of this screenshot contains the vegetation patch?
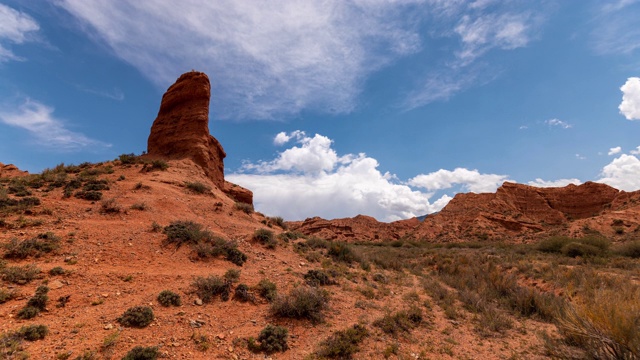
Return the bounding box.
[316,324,368,359]
[234,202,254,214]
[248,324,289,354]
[4,232,60,259]
[122,346,159,360]
[373,307,423,336]
[253,229,277,249]
[304,269,336,286]
[192,275,232,302]
[118,306,154,328]
[270,286,329,323]
[256,279,277,302]
[1,264,40,284]
[157,290,181,307]
[185,181,211,194]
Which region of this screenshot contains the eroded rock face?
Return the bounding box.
[147,71,226,189]
[0,162,28,178]
[414,181,625,241]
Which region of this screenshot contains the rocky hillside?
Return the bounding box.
[291,182,640,243]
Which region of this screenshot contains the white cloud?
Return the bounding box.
[228,130,485,221]
[591,1,640,55]
[597,153,640,191]
[0,4,39,62]
[619,77,640,120]
[454,12,531,65]
[408,168,509,193]
[527,178,582,188]
[630,146,640,155]
[58,1,424,120]
[545,118,572,129]
[608,146,622,155]
[576,154,586,160]
[0,98,111,150]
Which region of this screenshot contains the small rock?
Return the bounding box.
[189,319,206,328]
[194,298,203,306]
[217,333,225,340]
[104,324,114,330]
[49,280,64,290]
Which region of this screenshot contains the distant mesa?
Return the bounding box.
[146,71,253,205]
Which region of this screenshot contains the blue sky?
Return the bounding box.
[1,0,639,221]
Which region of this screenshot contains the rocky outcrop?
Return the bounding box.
[0,162,28,178]
[147,71,226,189]
[146,71,253,205]
[413,181,633,241]
[288,215,420,242]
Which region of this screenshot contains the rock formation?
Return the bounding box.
[147,71,226,189]
[288,215,420,242]
[289,182,640,242]
[0,162,28,178]
[147,71,252,204]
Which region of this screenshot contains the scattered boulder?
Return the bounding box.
[0,162,28,178]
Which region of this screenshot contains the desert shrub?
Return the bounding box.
[537,236,572,253]
[224,269,241,283]
[163,221,212,247]
[191,331,211,352]
[556,286,640,359]
[118,306,154,328]
[617,241,640,258]
[270,286,329,323]
[185,181,211,194]
[279,231,303,242]
[49,266,66,276]
[372,273,388,284]
[561,242,602,258]
[17,324,48,341]
[4,232,60,259]
[268,216,287,229]
[100,198,122,214]
[328,242,359,264]
[253,229,277,249]
[234,202,254,214]
[0,287,16,303]
[192,275,232,302]
[476,306,513,336]
[26,285,49,311]
[122,346,159,360]
[305,237,329,249]
[250,324,288,354]
[17,306,39,320]
[256,279,277,302]
[304,269,335,286]
[225,247,247,266]
[157,290,181,307]
[0,196,41,213]
[1,264,40,284]
[316,324,368,359]
[373,307,423,336]
[83,179,109,191]
[130,202,149,211]
[74,190,103,201]
[234,284,255,303]
[118,153,138,165]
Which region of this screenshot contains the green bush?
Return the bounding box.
[17,306,39,320]
[17,324,48,341]
[49,266,66,276]
[270,286,329,323]
[234,284,255,303]
[538,235,609,257]
[268,216,287,229]
[122,346,159,360]
[373,307,423,336]
[118,153,138,165]
[226,247,247,266]
[328,242,359,264]
[234,202,254,214]
[224,269,241,283]
[1,264,40,284]
[164,221,212,247]
[618,241,640,258]
[253,229,277,249]
[316,324,368,359]
[185,181,211,194]
[561,242,602,258]
[4,232,60,259]
[192,275,232,303]
[100,198,122,214]
[26,285,49,311]
[254,324,288,354]
[0,287,15,304]
[74,190,103,201]
[256,279,277,302]
[304,269,335,286]
[157,290,181,307]
[118,306,154,328]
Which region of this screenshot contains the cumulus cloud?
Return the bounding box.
[630,146,640,155]
[0,98,111,150]
[228,131,512,221]
[0,4,39,62]
[598,153,640,191]
[408,168,509,193]
[619,77,640,120]
[608,146,622,155]
[527,178,582,188]
[58,0,423,120]
[545,118,572,129]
